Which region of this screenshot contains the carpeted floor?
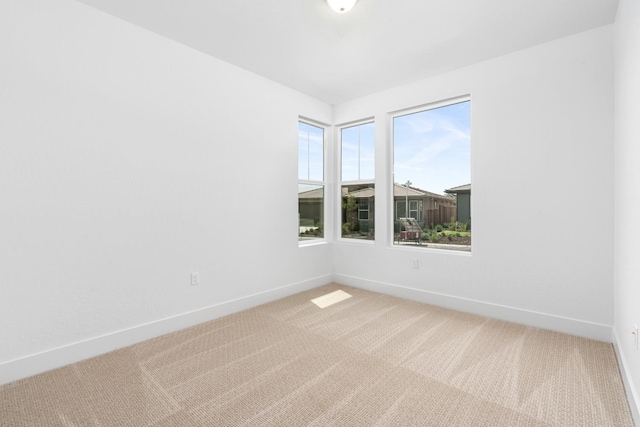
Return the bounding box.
[0,283,634,426]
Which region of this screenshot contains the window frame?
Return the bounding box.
[389,95,471,252]
[298,117,328,245]
[338,118,376,243]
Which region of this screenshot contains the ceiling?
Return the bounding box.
[77,0,619,105]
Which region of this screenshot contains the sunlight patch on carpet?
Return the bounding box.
[311,290,352,309]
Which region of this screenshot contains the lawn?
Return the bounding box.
[442,230,471,237]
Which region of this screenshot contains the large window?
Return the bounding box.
[340,121,375,240]
[392,98,471,251]
[298,120,325,241]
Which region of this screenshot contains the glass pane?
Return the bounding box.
[359,122,375,180]
[393,100,471,251]
[308,127,324,181]
[298,122,324,181]
[341,122,374,181]
[298,184,324,241]
[341,183,374,240]
[298,135,309,180]
[341,126,359,181]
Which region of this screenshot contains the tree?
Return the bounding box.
[343,195,358,234]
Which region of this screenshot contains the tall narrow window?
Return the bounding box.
[393,98,471,251]
[298,120,325,241]
[341,121,375,240]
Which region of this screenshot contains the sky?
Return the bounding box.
[341,122,375,181]
[298,122,324,183]
[394,100,471,194]
[299,100,470,195]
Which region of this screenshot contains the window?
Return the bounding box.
[340,121,374,240]
[358,199,369,220]
[395,200,422,221]
[409,200,420,221]
[392,98,471,251]
[298,120,325,241]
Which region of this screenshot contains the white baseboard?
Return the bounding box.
[334,274,612,342]
[613,329,640,426]
[0,274,332,386]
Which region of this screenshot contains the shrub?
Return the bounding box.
[436,225,443,232]
[342,223,351,236]
[447,234,453,241]
[461,222,468,232]
[430,234,440,243]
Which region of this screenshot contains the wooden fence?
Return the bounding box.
[425,206,457,227]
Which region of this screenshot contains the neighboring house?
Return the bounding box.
[340,183,455,229]
[444,183,471,226]
[392,183,455,227]
[299,183,456,232]
[298,187,323,230]
[343,186,375,228]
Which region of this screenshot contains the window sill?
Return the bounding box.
[391,243,472,256]
[298,240,329,248]
[337,238,376,245]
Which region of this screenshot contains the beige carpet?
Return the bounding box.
[0,284,634,426]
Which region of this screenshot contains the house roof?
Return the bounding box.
[393,183,451,200]
[298,188,323,199]
[349,187,375,198]
[301,183,454,200]
[341,183,450,200]
[392,183,426,198]
[445,184,471,194]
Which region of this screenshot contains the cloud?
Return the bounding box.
[393,101,470,191]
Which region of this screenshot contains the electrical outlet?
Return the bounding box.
[412,259,419,269]
[191,272,200,286]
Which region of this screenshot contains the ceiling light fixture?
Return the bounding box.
[326,0,357,14]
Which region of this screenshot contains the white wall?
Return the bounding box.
[333,26,614,341]
[614,0,640,421]
[0,0,332,384]
[0,0,625,395]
